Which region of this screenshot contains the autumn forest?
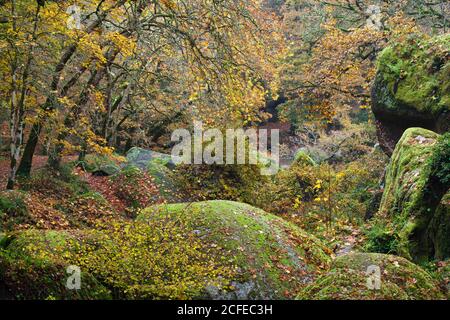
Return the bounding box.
[0,0,449,302]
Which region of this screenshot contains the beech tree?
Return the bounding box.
[0,0,283,188]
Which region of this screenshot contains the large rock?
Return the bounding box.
[371,34,450,155]
[297,252,444,300]
[78,154,122,176]
[0,231,112,300]
[0,201,331,299]
[126,147,174,170]
[376,128,450,261]
[138,201,332,299]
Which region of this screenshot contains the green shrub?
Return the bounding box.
[428,132,450,187]
[0,191,30,230]
[364,222,400,254]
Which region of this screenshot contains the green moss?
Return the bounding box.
[374,128,449,261]
[138,200,332,299]
[298,253,444,300]
[429,192,450,260]
[0,191,30,231]
[0,230,111,300]
[377,34,450,115]
[293,150,317,167]
[363,222,400,254]
[428,133,450,187]
[297,268,408,300]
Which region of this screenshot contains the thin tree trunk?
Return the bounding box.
[18,0,126,177]
[7,2,40,189]
[48,46,121,169]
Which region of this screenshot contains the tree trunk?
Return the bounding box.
[7,2,40,189]
[7,121,24,190]
[16,122,40,177]
[17,1,127,176]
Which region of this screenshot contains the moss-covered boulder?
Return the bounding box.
[0,226,229,300]
[138,200,332,299]
[429,192,450,260]
[77,154,122,176]
[125,147,181,201]
[297,253,444,300]
[0,201,331,299]
[0,231,112,300]
[372,128,450,261]
[126,147,174,171]
[372,34,449,155]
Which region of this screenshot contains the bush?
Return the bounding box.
[109,166,160,214]
[0,191,29,230]
[173,162,267,203]
[20,164,89,198]
[363,222,400,254]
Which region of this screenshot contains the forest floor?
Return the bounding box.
[0,155,51,191]
[0,153,128,212]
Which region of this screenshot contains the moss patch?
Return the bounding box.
[0,230,111,300]
[297,253,444,300]
[370,128,449,261]
[376,34,450,117]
